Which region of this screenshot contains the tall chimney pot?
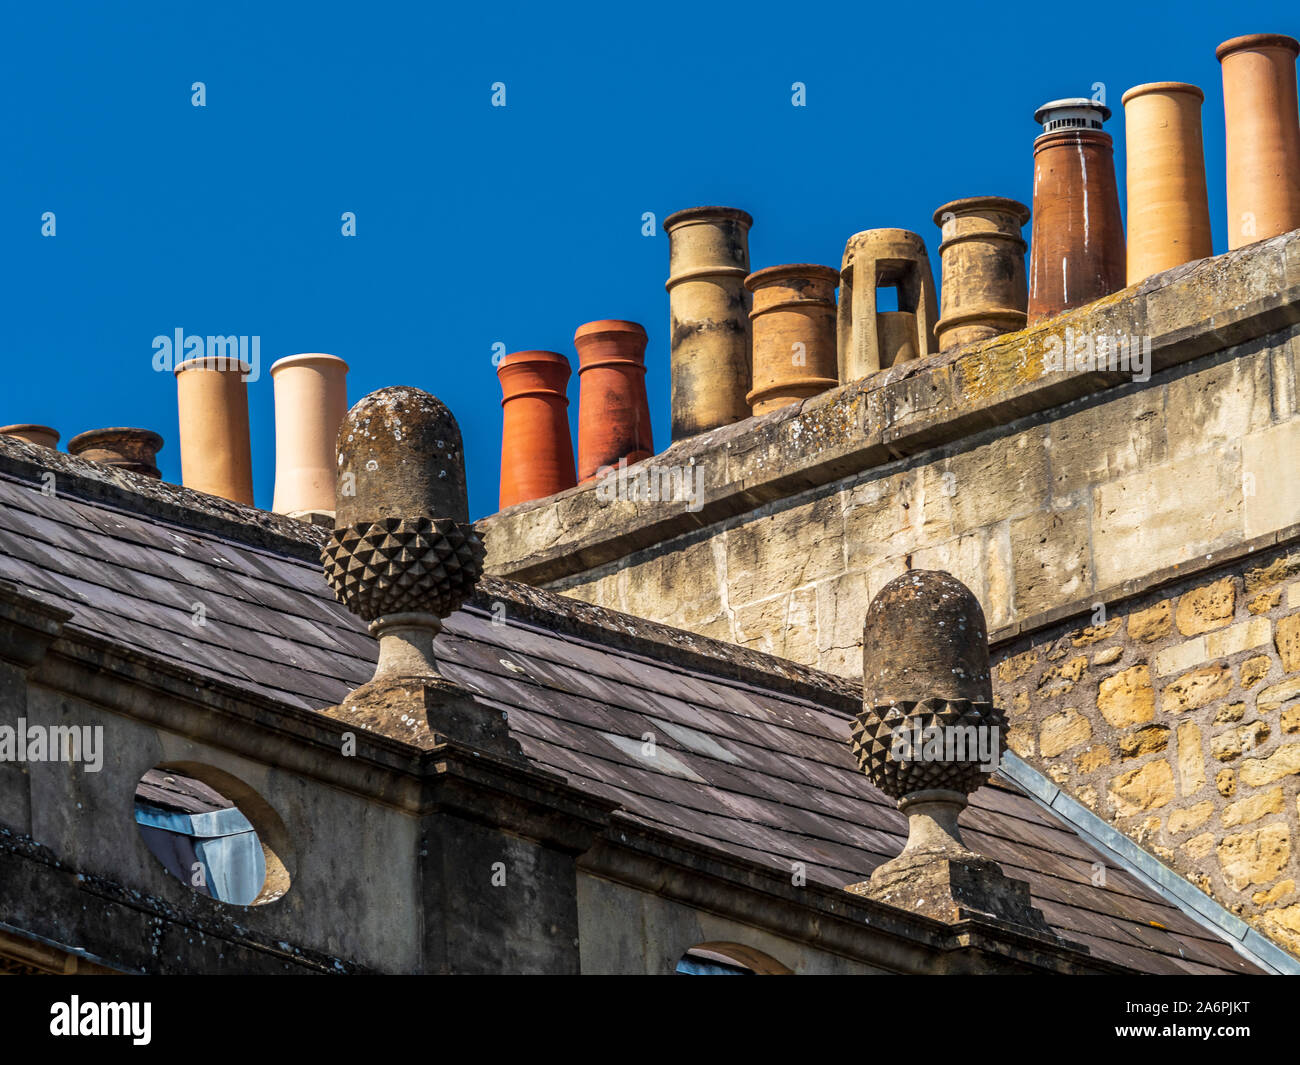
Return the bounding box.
[270,353,349,521]
[497,350,577,509]
[1027,99,1126,324]
[174,357,255,504]
[574,320,654,483]
[664,206,754,440]
[1217,33,1300,249]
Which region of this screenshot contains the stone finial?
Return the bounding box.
[848,570,1060,940]
[319,387,518,757]
[322,387,484,679]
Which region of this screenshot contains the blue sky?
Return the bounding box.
[4,1,1296,519]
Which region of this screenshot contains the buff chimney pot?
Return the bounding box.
[664,206,754,440]
[270,353,349,521]
[497,350,577,509]
[837,229,937,382]
[744,264,839,416]
[933,197,1030,351]
[1122,82,1213,283]
[0,425,60,450]
[574,320,653,483]
[67,428,164,478]
[1217,33,1300,249]
[174,357,255,505]
[1027,99,1126,325]
[876,311,920,367]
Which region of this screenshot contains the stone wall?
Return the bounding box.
[540,323,1300,679]
[994,540,1300,956]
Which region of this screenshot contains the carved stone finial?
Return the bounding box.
[848,570,1061,940]
[322,387,485,679]
[319,388,517,758]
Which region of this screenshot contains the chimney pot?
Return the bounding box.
[270,353,349,521]
[0,424,60,450]
[1122,82,1214,282]
[932,196,1030,350]
[837,229,938,382]
[1027,102,1126,324]
[744,264,839,416]
[1216,33,1300,249]
[67,427,164,479]
[174,357,255,504]
[574,320,654,483]
[664,206,754,439]
[497,350,577,509]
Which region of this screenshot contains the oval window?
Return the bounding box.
[133,766,287,906]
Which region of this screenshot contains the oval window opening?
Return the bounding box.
[133,767,285,906]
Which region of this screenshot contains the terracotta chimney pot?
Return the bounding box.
[67,428,164,478]
[497,350,577,509]
[932,196,1030,351]
[744,264,839,416]
[664,206,754,440]
[0,424,60,449]
[1217,33,1300,249]
[838,229,938,382]
[1122,82,1213,282]
[270,353,349,520]
[1027,99,1126,325]
[174,357,255,505]
[574,320,653,483]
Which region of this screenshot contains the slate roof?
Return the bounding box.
[0,441,1262,974]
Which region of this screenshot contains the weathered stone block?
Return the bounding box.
[1168,801,1213,834]
[1109,759,1175,817]
[1218,823,1290,892]
[1175,577,1237,636]
[1161,663,1232,714]
[1239,743,1300,787]
[1243,422,1300,540]
[1177,721,1206,797]
[1010,507,1092,617]
[1222,786,1285,828]
[1040,709,1092,758]
[1097,665,1155,727]
[1119,725,1170,759]
[1128,601,1172,642]
[1275,613,1300,672]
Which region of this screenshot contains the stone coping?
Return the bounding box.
[480,229,1300,586]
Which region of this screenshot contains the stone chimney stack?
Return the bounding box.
[1027,99,1126,325]
[174,357,255,505]
[847,570,1059,937]
[322,386,519,756]
[1217,33,1300,250]
[270,353,349,521]
[67,428,164,478]
[664,206,754,440]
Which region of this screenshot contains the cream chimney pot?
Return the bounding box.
[270,353,349,520]
[174,357,255,505]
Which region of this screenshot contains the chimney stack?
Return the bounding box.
[174,357,255,505]
[67,428,163,478]
[847,570,1059,937]
[664,206,754,440]
[837,229,937,382]
[1122,82,1213,283]
[574,320,653,483]
[1217,33,1300,249]
[497,350,577,509]
[933,197,1030,351]
[1027,99,1126,325]
[0,425,59,450]
[744,264,839,416]
[270,353,349,521]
